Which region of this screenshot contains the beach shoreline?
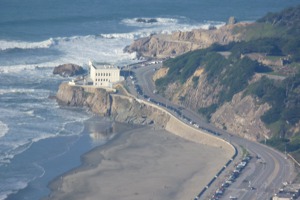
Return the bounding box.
[44,123,232,200]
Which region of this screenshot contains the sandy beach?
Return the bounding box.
[45,125,231,200]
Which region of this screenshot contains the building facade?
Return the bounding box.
[89,61,122,87]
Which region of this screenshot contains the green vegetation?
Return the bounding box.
[266,134,300,156]
[246,73,300,155]
[219,57,257,102]
[203,52,228,81]
[257,5,300,37]
[240,145,250,157]
[198,104,218,120]
[246,73,300,129]
[232,23,285,41]
[156,47,268,118]
[291,149,300,164]
[192,76,199,88]
[159,49,207,84]
[155,4,300,156]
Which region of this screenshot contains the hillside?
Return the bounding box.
[151,5,300,153]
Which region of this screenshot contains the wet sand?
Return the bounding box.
[46,126,230,200]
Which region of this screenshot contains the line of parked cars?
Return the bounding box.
[209,155,252,200]
[132,82,223,138]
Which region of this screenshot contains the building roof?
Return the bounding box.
[89,61,118,70]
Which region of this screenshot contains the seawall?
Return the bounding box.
[56,82,235,152]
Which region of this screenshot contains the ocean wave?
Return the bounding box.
[0,132,56,166]
[0,19,226,73]
[49,35,138,66]
[0,121,8,138]
[0,88,36,95]
[121,17,178,27]
[121,17,226,31]
[0,38,56,51]
[0,103,91,167]
[0,178,28,200]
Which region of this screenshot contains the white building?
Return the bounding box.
[89,61,123,87]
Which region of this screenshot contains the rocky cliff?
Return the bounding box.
[56,83,111,115]
[154,67,271,141]
[210,92,271,141]
[125,23,247,59]
[56,83,170,127]
[160,68,221,109]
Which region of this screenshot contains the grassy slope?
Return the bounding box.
[155,4,300,161]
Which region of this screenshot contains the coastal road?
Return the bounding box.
[128,63,296,200]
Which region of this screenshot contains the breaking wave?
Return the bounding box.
[121,17,178,27]
[0,121,8,138]
[0,38,55,51]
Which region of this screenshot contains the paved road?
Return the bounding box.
[127,63,296,200]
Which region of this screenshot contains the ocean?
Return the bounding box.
[0,0,299,199]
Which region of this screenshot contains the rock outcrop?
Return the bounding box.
[53,63,85,77]
[154,67,272,141]
[125,23,248,59]
[56,83,170,127]
[210,92,271,141]
[155,68,221,110]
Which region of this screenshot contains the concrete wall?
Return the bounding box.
[136,97,235,155]
[166,115,234,152]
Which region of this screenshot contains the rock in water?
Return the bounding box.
[53,63,85,77]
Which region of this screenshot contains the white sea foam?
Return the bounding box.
[0,121,8,138]
[0,179,28,200]
[121,17,178,27]
[51,35,137,66]
[0,17,226,75]
[121,17,225,32]
[0,88,36,95]
[0,64,50,74]
[0,35,137,73]
[0,38,55,51]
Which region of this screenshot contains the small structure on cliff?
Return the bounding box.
[88,61,124,88]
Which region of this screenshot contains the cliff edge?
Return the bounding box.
[125,23,247,59]
[56,83,170,127]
